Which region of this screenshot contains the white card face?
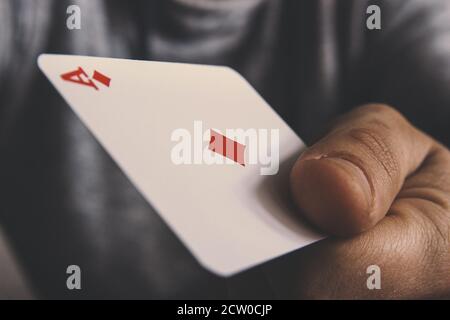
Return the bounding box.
[38,54,323,276]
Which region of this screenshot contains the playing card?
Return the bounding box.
[37,54,323,276]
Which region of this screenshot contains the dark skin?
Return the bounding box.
[267,104,450,299]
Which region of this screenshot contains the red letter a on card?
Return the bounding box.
[60,67,98,90]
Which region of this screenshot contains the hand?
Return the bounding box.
[266,104,450,299]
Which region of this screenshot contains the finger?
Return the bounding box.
[265,208,450,299]
[264,134,450,299]
[290,104,433,236]
[265,144,450,298]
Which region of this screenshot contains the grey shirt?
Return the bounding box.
[1,0,450,298]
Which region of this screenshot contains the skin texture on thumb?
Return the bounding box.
[290,104,432,236]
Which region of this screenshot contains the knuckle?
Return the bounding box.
[438,144,450,165]
[367,103,397,114]
[348,126,400,182]
[359,103,409,127]
[360,103,399,116]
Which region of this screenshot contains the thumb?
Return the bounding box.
[290,104,433,236]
